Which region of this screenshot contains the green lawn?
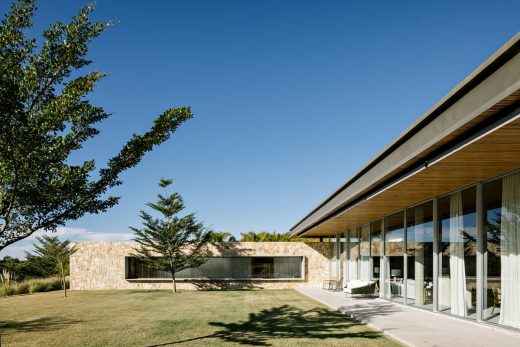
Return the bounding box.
[0,289,401,347]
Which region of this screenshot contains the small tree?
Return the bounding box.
[25,235,78,297]
[132,179,212,293]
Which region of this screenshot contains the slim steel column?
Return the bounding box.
[433,197,439,312]
[403,209,408,305]
[476,183,484,322]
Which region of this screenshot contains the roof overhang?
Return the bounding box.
[291,32,520,238]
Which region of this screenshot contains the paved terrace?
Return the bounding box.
[296,286,520,347]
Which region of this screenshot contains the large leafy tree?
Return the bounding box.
[0,0,192,251]
[132,178,212,293]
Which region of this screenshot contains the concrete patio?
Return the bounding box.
[296,286,520,347]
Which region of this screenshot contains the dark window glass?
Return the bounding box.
[125,256,303,280]
[385,211,405,302]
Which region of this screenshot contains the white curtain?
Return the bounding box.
[360,256,371,281]
[329,241,337,277]
[348,258,358,281]
[380,256,391,299]
[499,172,520,328]
[450,191,467,317]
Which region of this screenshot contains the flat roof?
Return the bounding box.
[291,32,520,237]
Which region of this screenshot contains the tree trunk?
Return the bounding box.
[171,273,177,293]
[59,261,67,298]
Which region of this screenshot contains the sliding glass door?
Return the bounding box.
[371,219,383,296]
[483,171,520,329]
[385,211,405,302]
[406,201,434,309]
[438,187,477,319]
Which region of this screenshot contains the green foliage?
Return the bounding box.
[239,231,259,242]
[132,179,212,292]
[28,276,64,293]
[239,231,291,242]
[23,235,77,277]
[0,256,26,280]
[0,275,66,297]
[14,281,29,295]
[209,231,237,242]
[0,0,192,251]
[239,231,321,242]
[0,285,15,296]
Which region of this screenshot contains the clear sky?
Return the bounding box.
[1,0,519,257]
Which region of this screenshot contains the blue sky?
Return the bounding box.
[1,0,519,257]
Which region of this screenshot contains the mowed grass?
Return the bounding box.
[0,289,401,347]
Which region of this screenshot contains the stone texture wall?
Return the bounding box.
[70,242,331,290]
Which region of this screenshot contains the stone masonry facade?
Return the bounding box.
[70,242,331,290]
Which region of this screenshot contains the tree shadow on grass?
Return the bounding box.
[0,316,82,333]
[148,304,385,346]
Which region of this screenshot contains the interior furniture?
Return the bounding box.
[344,280,376,297]
[492,287,501,315]
[323,277,343,291]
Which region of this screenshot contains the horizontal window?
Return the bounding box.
[125,256,304,280]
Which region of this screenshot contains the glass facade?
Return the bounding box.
[342,169,520,330]
[125,256,303,280]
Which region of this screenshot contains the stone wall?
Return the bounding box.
[70,242,331,290]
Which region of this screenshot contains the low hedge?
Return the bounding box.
[0,276,68,297]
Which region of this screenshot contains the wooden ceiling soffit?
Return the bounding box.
[302,114,520,237]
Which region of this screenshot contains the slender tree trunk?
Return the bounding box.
[59,261,67,298]
[171,272,177,293]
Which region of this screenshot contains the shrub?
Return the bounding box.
[14,282,30,295]
[0,276,67,297]
[28,277,62,293]
[0,285,15,296]
[28,280,48,293]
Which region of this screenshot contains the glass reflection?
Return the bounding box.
[406,201,434,310]
[438,187,477,319]
[483,172,520,329]
[384,211,405,302]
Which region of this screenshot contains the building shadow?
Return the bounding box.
[148,304,385,346]
[337,301,405,325]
